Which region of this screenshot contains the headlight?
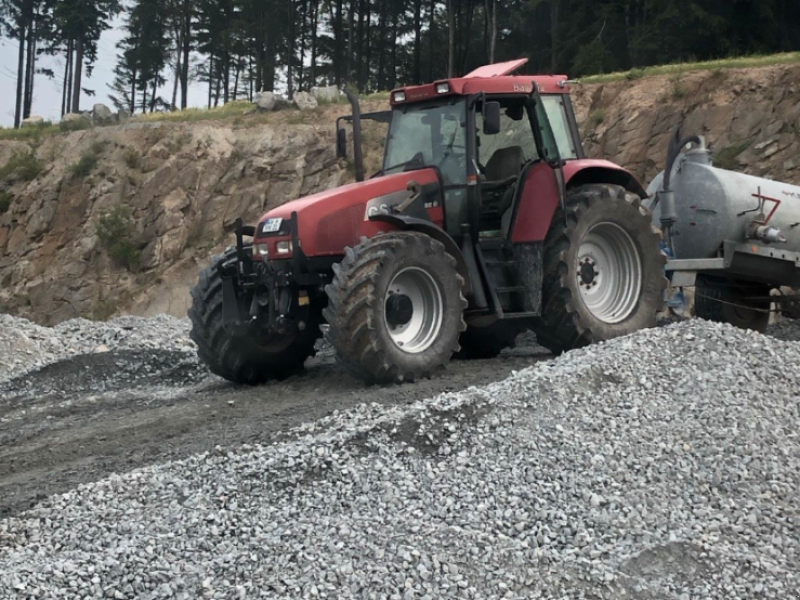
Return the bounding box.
[255,243,269,258]
[276,241,293,255]
[436,83,450,94]
[393,91,406,103]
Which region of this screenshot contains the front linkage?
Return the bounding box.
[218,214,327,339]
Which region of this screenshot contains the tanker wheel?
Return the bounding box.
[455,321,527,360]
[323,233,467,384]
[532,183,667,354]
[189,248,321,385]
[695,275,771,332]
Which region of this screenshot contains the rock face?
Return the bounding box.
[0,123,344,324]
[293,91,319,111]
[21,116,44,128]
[311,85,340,103]
[571,64,800,186]
[254,91,288,111]
[92,104,114,124]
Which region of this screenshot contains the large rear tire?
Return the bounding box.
[695,275,771,332]
[324,233,467,384]
[455,321,526,360]
[188,249,320,385]
[532,184,667,354]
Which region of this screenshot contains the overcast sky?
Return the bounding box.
[0,18,208,128]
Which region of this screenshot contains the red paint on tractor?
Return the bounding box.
[391,75,571,106]
[255,169,443,257]
[510,162,562,243]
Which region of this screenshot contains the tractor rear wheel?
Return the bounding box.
[324,233,467,384]
[455,321,526,359]
[189,248,320,385]
[695,275,771,332]
[532,184,667,354]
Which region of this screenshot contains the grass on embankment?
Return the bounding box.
[581,52,800,84]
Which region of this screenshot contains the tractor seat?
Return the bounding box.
[480,146,523,234]
[483,146,524,187]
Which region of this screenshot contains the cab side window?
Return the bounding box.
[476,101,539,178]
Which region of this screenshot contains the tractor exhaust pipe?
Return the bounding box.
[345,91,365,182]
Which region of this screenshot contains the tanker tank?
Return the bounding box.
[647,134,800,332]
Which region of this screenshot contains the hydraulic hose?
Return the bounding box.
[663,135,703,193]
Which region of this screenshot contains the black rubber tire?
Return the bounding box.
[695,275,771,332]
[188,248,320,385]
[323,232,467,384]
[455,321,526,359]
[532,184,667,354]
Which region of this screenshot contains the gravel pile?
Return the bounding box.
[0,314,195,384]
[1,319,798,599]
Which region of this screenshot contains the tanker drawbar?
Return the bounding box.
[649,131,800,331]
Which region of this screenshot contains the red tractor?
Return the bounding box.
[189,59,666,385]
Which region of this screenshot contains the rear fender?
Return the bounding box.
[369,214,472,296]
[563,162,647,198]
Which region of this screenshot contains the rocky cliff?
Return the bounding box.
[2,64,800,325]
[572,63,800,185]
[0,119,349,324]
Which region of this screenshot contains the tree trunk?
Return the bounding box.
[171,30,183,110]
[23,13,35,119]
[485,0,496,63]
[550,0,559,72]
[151,76,158,112]
[181,2,191,109]
[310,1,318,86]
[413,0,422,83]
[287,0,294,98]
[346,0,355,84]
[334,0,343,86]
[65,40,73,114]
[377,2,386,90]
[61,40,71,117]
[447,0,456,77]
[298,0,306,90]
[428,0,435,81]
[130,67,137,114]
[362,0,372,91]
[72,38,84,114]
[14,18,26,128]
[207,55,213,109]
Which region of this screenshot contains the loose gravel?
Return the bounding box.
[0,314,195,385]
[1,319,798,599]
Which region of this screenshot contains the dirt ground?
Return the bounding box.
[0,338,549,518]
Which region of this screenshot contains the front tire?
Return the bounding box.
[188,249,320,385]
[532,184,667,354]
[324,233,467,384]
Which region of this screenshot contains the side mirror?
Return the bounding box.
[483,101,501,135]
[336,128,348,159]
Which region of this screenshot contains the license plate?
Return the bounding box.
[261,218,282,234]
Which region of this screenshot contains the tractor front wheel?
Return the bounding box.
[532,184,667,354]
[324,233,467,384]
[189,248,320,385]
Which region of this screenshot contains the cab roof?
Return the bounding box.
[389,58,571,106]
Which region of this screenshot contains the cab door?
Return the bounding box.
[507,90,566,244]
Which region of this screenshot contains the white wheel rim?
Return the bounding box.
[577,222,642,324]
[384,267,443,354]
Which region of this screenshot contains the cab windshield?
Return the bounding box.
[383,99,467,187]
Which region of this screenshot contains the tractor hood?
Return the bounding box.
[254,169,443,257]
